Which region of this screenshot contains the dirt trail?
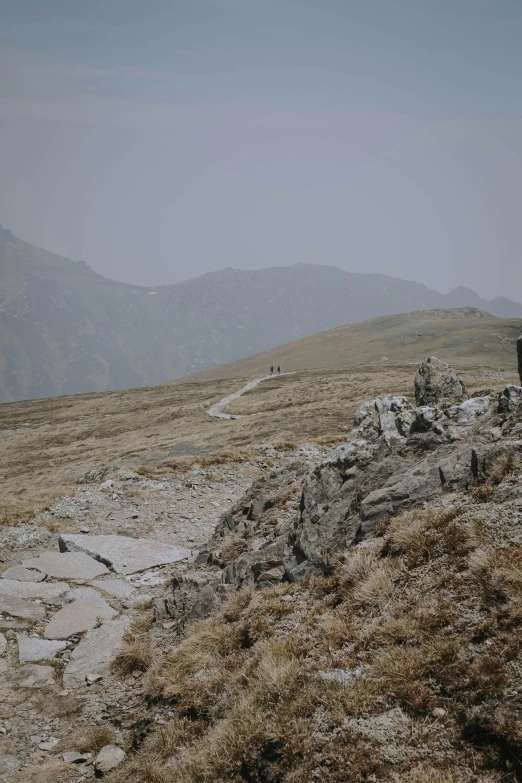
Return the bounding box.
[207,373,293,419]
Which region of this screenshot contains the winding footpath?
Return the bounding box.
[207,373,293,420]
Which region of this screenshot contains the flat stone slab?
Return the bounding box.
[63,617,129,687]
[0,660,7,675]
[0,755,21,780]
[0,633,5,656]
[65,586,102,601]
[91,578,136,600]
[44,595,117,639]
[0,595,45,621]
[23,551,109,580]
[1,566,46,582]
[59,533,191,575]
[0,579,69,600]
[11,663,54,688]
[17,633,67,664]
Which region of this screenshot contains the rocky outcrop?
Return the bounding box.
[518,335,522,384]
[160,360,522,627]
[58,534,191,575]
[414,357,468,407]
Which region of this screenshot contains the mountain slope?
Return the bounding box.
[2,224,522,402]
[193,308,522,382]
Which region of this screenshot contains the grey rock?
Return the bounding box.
[59,533,191,575]
[414,356,468,407]
[0,633,5,656]
[45,595,74,607]
[0,579,69,600]
[1,566,46,582]
[0,595,45,621]
[62,617,129,687]
[295,410,486,567]
[518,335,522,385]
[17,633,67,664]
[348,395,417,448]
[447,396,491,427]
[0,756,21,780]
[90,578,136,600]
[39,737,59,751]
[411,406,437,434]
[256,564,285,585]
[285,559,320,582]
[498,385,522,414]
[77,466,109,484]
[0,660,7,675]
[94,745,126,774]
[0,620,29,631]
[44,596,117,639]
[11,664,54,688]
[65,586,102,601]
[375,395,416,446]
[63,752,90,763]
[161,572,220,625]
[23,551,109,580]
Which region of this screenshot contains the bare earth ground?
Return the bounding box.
[1,365,518,527]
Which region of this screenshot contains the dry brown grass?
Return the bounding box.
[391,766,470,783]
[111,480,522,782]
[32,691,83,718]
[489,450,519,484]
[385,507,470,565]
[1,318,514,528]
[113,635,155,675]
[60,724,116,754]
[14,761,73,783]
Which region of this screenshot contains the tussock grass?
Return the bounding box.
[112,487,522,782]
[113,635,155,675]
[14,761,72,783]
[385,507,471,565]
[60,724,116,754]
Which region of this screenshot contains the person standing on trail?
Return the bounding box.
[270,365,274,375]
[277,365,281,374]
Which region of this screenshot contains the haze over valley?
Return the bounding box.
[2,224,522,402]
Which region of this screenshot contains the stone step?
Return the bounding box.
[44,595,117,640]
[23,551,109,580]
[59,533,191,575]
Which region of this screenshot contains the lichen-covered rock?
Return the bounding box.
[350,395,416,447]
[498,385,522,414]
[414,357,468,407]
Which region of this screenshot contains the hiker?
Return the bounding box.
[270,365,274,375]
[277,365,280,374]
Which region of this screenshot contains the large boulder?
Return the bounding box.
[414,357,468,407]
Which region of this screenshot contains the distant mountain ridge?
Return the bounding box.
[1,224,522,402]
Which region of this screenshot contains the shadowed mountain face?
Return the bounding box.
[1,224,522,402]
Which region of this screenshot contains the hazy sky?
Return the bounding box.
[1,1,522,300]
